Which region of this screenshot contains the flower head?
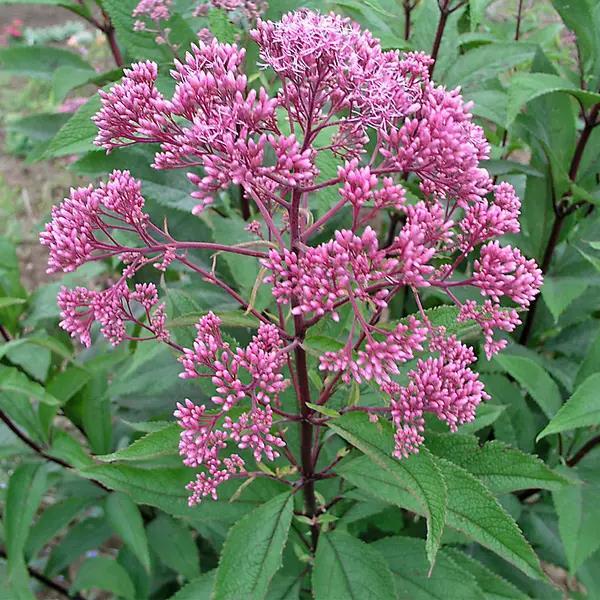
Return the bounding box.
[43,9,545,507]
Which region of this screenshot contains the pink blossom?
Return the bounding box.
[133,0,172,23]
[40,185,97,273]
[320,316,427,385]
[459,182,521,249]
[57,281,168,348]
[224,405,285,462]
[93,61,168,151]
[41,9,546,507]
[473,241,543,307]
[263,227,397,320]
[389,333,490,457]
[179,316,289,410]
[458,300,521,359]
[383,85,492,204]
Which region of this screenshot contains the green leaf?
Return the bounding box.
[426,433,569,494]
[102,0,171,61]
[43,95,100,158]
[443,547,528,599]
[96,423,180,462]
[468,90,508,127]
[105,492,151,573]
[0,335,73,363]
[312,531,396,600]
[0,365,60,406]
[507,73,600,126]
[81,377,112,455]
[538,373,600,439]
[468,0,494,31]
[122,419,172,433]
[372,536,483,600]
[541,276,590,322]
[267,573,303,600]
[339,455,543,579]
[444,42,537,90]
[167,571,216,599]
[45,517,111,577]
[434,458,543,579]
[482,373,537,453]
[147,514,200,581]
[303,334,345,356]
[52,65,96,102]
[494,353,562,419]
[0,297,26,309]
[458,403,506,434]
[71,556,135,600]
[482,159,544,179]
[574,329,600,388]
[76,462,193,517]
[206,213,272,313]
[5,339,51,382]
[387,305,482,341]
[208,8,240,43]
[5,463,48,599]
[329,412,447,567]
[25,497,91,560]
[0,46,92,80]
[213,492,293,600]
[551,0,598,77]
[553,463,600,574]
[46,366,91,404]
[305,403,341,418]
[141,179,197,212]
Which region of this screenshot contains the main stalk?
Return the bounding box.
[289,189,320,550]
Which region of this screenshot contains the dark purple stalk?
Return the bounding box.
[567,434,600,466]
[239,186,251,220]
[104,23,124,67]
[429,1,450,73]
[72,2,124,67]
[515,0,524,41]
[403,0,413,41]
[0,409,109,491]
[429,0,467,75]
[290,188,320,550]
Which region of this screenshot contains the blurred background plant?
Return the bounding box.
[1,0,600,599]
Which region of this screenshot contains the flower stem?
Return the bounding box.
[429,1,450,74]
[104,23,124,67]
[290,188,320,551]
[0,409,109,491]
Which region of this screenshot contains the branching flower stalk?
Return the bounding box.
[41,10,542,551]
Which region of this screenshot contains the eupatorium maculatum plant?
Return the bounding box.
[40,8,542,558]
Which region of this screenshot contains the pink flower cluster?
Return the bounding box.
[40,171,212,349]
[262,227,397,320]
[40,170,149,274]
[179,313,289,409]
[389,332,490,458]
[175,315,287,503]
[252,11,429,130]
[58,282,167,348]
[132,0,266,45]
[42,9,544,504]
